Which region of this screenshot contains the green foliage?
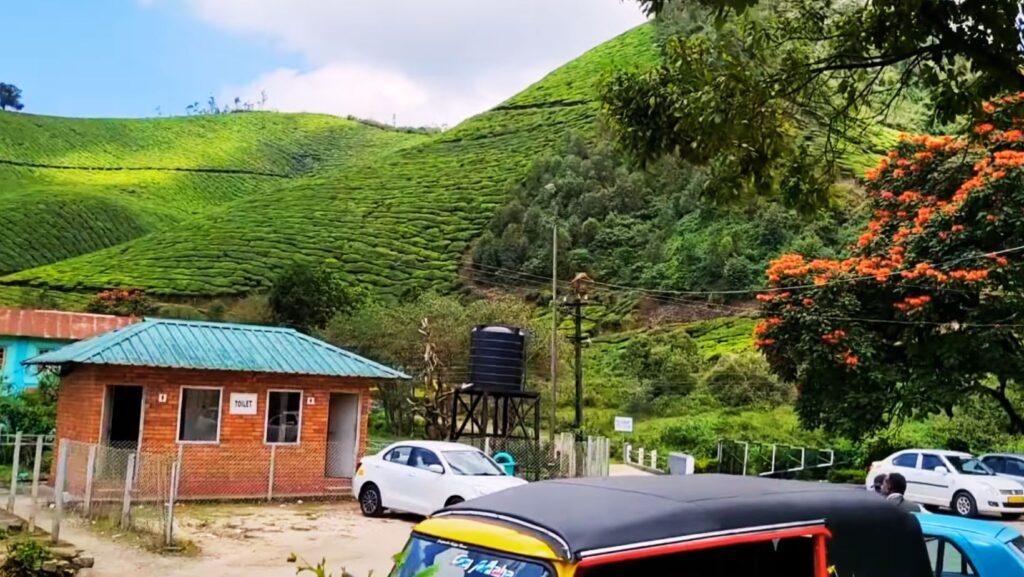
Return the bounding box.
[602,8,833,207]
[701,352,794,407]
[472,135,861,296]
[269,263,363,333]
[0,374,58,435]
[2,540,51,577]
[0,83,23,112]
[622,331,703,402]
[622,0,1024,193]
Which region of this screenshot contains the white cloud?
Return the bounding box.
[183,0,647,126]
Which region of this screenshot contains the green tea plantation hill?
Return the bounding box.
[0,25,659,304]
[0,112,421,277]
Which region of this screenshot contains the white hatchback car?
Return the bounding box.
[352,440,527,517]
[868,449,1024,519]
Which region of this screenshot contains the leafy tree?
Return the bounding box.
[0,83,24,111]
[757,94,1024,437]
[0,373,58,435]
[268,263,363,334]
[700,352,794,407]
[622,331,703,401]
[612,0,1024,203]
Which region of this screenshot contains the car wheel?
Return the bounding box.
[1002,513,1022,520]
[952,491,978,517]
[444,496,465,508]
[359,484,384,517]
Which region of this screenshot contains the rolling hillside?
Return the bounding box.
[0,112,422,276]
[0,22,898,307]
[0,25,659,303]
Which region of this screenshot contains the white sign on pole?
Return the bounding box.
[229,393,258,415]
[614,416,634,433]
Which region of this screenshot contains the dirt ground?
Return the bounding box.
[12,496,417,577]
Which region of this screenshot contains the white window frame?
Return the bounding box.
[263,389,303,446]
[177,385,223,445]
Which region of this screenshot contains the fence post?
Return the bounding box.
[624,443,632,465]
[742,443,749,476]
[638,447,645,468]
[28,436,44,532]
[51,439,68,544]
[165,458,179,547]
[267,445,276,502]
[6,432,22,512]
[82,445,97,516]
[120,453,136,531]
[650,450,658,470]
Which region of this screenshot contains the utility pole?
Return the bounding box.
[549,201,558,442]
[572,298,583,429]
[568,273,593,430]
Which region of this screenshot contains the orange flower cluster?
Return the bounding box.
[754,317,783,336]
[821,329,846,345]
[842,351,859,367]
[948,269,990,282]
[893,295,931,312]
[755,291,791,302]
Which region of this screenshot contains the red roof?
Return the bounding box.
[0,308,137,341]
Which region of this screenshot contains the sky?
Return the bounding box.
[4,0,647,127]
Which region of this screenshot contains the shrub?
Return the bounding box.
[269,263,364,333]
[85,288,155,317]
[701,352,794,407]
[2,540,51,577]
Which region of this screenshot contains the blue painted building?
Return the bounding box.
[0,308,136,394]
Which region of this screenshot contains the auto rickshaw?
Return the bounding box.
[389,475,933,577]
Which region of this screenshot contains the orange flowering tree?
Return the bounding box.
[757,94,1024,437]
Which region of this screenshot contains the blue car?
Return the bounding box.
[916,513,1024,576]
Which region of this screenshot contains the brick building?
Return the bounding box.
[28,318,408,499]
[0,308,135,394]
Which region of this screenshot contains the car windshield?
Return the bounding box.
[443,450,505,476]
[391,536,550,577]
[945,456,993,475]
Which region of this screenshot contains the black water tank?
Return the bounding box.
[469,325,526,391]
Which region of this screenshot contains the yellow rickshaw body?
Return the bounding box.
[413,517,577,577]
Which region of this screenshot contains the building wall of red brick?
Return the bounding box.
[54,364,377,498]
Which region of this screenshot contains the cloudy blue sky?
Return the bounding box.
[5,1,647,126]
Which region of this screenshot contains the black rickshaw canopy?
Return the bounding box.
[437,474,932,577]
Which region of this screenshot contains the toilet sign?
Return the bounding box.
[229,393,258,415]
[614,416,634,433]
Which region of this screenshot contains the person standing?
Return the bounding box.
[882,473,922,513]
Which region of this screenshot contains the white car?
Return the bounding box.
[352,440,527,517]
[868,449,1024,519]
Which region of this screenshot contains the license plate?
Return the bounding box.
[1008,496,1024,504]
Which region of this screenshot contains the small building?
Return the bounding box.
[0,308,136,394]
[28,318,408,499]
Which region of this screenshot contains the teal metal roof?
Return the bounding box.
[25,318,409,379]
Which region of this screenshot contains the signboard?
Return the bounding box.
[614,416,634,433]
[229,393,258,415]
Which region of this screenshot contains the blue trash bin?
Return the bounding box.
[492,452,517,476]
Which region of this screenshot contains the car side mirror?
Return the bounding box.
[427,464,444,474]
[934,466,948,474]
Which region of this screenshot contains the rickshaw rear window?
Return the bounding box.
[577,538,815,577]
[391,535,551,577]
